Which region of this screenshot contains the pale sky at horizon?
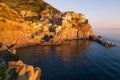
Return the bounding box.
[44,0,120,29]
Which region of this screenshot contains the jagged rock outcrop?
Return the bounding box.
[0,50,41,80]
[8,60,41,80]
[0,60,41,80]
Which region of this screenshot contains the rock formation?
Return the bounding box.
[54,22,92,41]
[89,35,115,47]
[45,11,93,44]
[0,50,41,80]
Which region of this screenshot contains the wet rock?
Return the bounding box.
[89,35,115,47]
[103,41,115,47]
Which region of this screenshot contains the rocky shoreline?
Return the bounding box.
[0,50,41,80]
[0,11,93,50]
[89,35,115,47]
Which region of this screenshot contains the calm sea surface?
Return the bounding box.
[17,28,120,80]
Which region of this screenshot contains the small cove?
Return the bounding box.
[17,28,120,80]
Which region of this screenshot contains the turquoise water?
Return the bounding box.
[17,28,120,80]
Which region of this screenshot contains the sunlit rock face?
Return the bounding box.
[0,2,93,49]
[8,60,41,80]
[55,23,92,40]
[53,11,93,41]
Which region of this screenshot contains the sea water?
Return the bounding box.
[17,28,120,80]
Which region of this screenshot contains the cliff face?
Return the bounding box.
[54,23,92,41]
[53,12,93,42]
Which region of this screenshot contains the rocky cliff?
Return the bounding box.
[0,1,93,50]
[48,11,93,44]
[54,19,92,41]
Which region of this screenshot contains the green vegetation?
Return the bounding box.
[0,65,6,76]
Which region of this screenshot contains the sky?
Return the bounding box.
[44,0,120,29]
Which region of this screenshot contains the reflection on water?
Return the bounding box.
[17,40,91,65]
[55,40,90,62]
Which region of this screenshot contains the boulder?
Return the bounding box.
[103,41,115,47]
